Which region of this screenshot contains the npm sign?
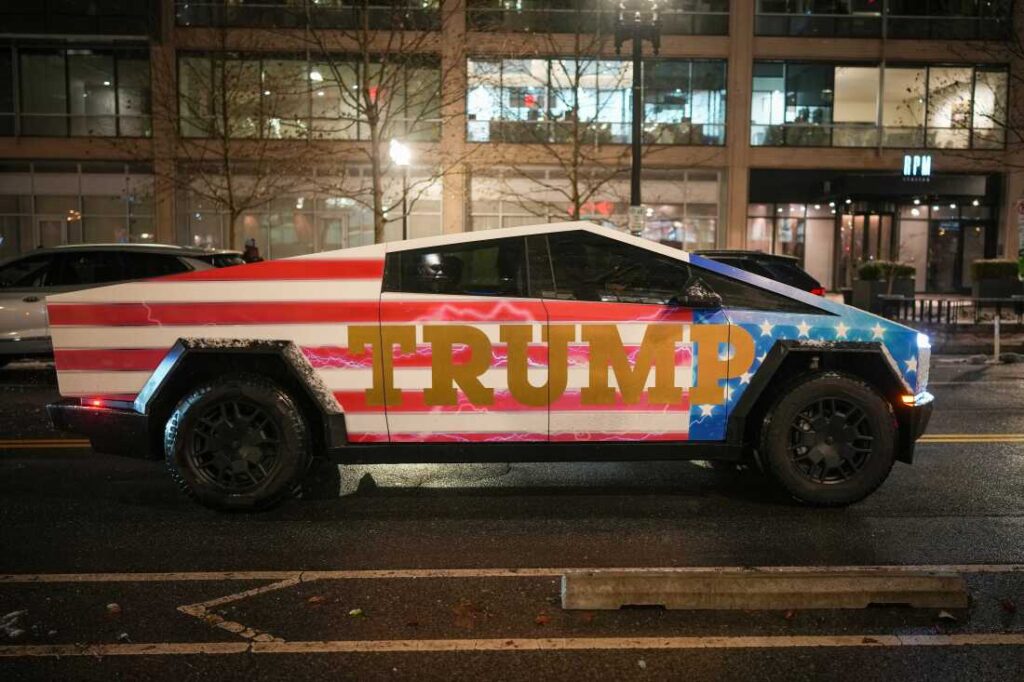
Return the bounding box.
[903,154,932,178]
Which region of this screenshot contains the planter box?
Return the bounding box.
[972,277,1024,299]
[852,279,914,313]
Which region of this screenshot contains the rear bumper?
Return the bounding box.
[47,399,156,458]
[896,391,934,464]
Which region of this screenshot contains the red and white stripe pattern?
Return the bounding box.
[47,245,390,439]
[47,223,698,444]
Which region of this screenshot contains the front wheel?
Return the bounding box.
[760,373,896,506]
[165,374,311,511]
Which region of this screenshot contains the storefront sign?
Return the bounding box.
[903,154,932,179]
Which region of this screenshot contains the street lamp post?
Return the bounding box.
[389,139,412,240]
[614,1,660,231]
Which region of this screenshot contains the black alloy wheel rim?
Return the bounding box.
[787,397,874,484]
[189,399,282,492]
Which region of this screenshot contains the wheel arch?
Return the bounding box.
[136,339,347,459]
[727,340,916,464]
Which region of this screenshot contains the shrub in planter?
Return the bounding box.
[853,261,916,312]
[970,259,1023,299]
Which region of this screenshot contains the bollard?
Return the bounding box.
[994,315,1001,361]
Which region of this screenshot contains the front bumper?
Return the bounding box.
[896,391,934,464]
[47,399,157,458]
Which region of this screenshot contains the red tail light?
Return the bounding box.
[810,287,826,297]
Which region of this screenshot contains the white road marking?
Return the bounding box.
[178,577,300,644]
[4,633,1024,658]
[2,564,1022,584]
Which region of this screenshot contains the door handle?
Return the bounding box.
[22,296,40,303]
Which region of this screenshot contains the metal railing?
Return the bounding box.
[880,295,1024,325]
[467,8,729,35]
[465,118,725,146]
[175,2,440,30]
[754,11,1011,40]
[750,123,1004,151]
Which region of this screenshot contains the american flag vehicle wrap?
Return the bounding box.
[46,221,930,452]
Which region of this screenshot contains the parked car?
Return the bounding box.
[0,244,244,366]
[46,222,932,510]
[696,250,826,296]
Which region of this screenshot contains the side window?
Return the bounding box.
[547,230,691,304]
[50,251,127,287]
[0,254,53,288]
[691,265,824,314]
[384,237,528,297]
[123,253,192,280]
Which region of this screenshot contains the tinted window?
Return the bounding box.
[50,251,126,286]
[547,231,691,304]
[384,237,528,297]
[755,258,821,290]
[123,253,192,280]
[697,268,824,313]
[0,254,53,288]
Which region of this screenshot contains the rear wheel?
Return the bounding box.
[759,373,896,506]
[165,374,311,511]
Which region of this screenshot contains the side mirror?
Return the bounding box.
[672,278,723,309]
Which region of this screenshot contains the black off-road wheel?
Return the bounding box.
[165,374,312,511]
[760,373,897,506]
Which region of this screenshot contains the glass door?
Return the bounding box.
[835,212,895,289]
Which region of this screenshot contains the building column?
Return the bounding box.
[151,3,178,245]
[723,0,754,248]
[440,0,468,234]
[1002,170,1023,259]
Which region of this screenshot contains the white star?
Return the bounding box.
[905,357,918,374]
[796,320,811,337]
[699,404,715,417]
[725,385,735,402]
[756,352,767,364]
[835,321,849,339]
[871,322,886,339]
[759,319,775,336]
[739,371,753,385]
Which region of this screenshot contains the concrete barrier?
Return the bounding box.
[561,570,968,610]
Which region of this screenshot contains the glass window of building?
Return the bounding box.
[8,47,150,137]
[19,51,68,136]
[0,162,153,256]
[1,0,156,36]
[751,62,1008,150]
[882,67,925,147]
[470,167,721,251]
[68,51,117,137]
[467,57,725,145]
[178,54,440,142]
[467,1,728,35]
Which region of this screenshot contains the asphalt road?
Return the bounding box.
[1,359,1023,680]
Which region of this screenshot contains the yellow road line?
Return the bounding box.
[4,633,1024,658]
[2,564,1022,584]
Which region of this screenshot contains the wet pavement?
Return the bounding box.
[1,359,1023,680]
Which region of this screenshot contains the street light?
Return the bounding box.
[614,0,661,233]
[389,139,411,240]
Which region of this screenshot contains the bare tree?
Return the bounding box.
[468,4,722,230]
[285,0,473,243]
[171,30,323,250]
